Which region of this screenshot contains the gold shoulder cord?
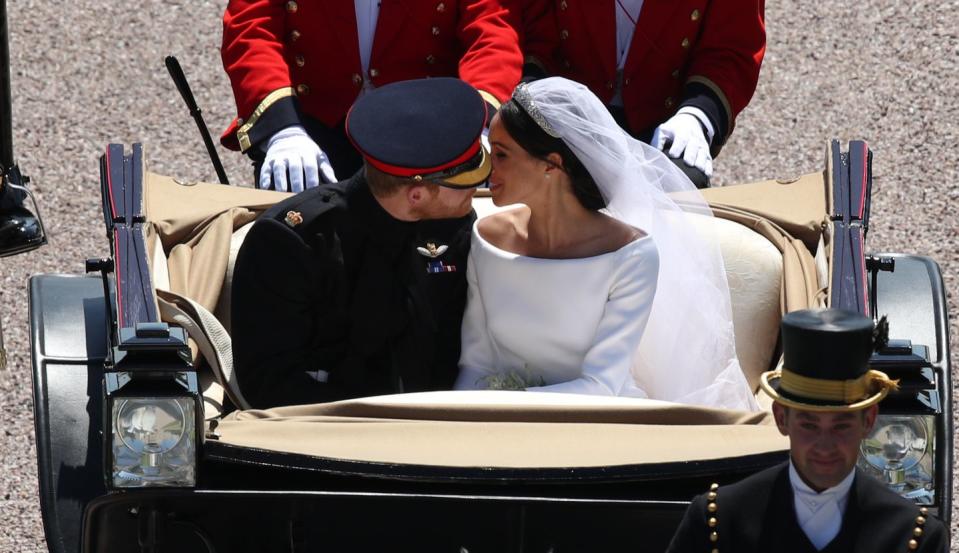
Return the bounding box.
[907,507,929,551]
[705,482,719,553]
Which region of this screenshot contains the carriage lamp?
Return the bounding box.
[111,397,196,487]
[107,373,198,488]
[858,415,935,504]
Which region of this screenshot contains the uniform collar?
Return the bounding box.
[789,460,856,500]
[345,173,416,249]
[788,460,856,550]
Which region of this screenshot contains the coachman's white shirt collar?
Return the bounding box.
[789,460,856,551]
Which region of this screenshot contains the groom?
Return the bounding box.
[231,78,489,408]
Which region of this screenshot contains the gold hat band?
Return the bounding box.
[779,368,899,404]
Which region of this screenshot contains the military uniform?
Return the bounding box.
[522,0,765,153]
[220,0,523,165]
[231,174,474,407]
[666,464,947,553]
[230,77,488,408]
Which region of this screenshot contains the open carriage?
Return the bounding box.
[29,141,951,552]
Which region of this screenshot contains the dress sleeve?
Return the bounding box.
[527,242,659,396]
[454,249,498,390]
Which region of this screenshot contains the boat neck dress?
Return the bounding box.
[454,219,659,397]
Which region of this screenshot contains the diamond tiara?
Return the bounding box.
[512,83,561,138]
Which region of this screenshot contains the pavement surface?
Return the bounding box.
[1,0,957,550]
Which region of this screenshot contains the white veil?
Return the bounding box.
[518,78,758,411]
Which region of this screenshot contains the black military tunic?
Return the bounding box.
[231,172,475,408]
[666,463,947,553]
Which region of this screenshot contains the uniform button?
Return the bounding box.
[691,9,700,21]
[624,77,630,86]
[681,37,690,49]
[352,73,363,85]
[289,29,301,42]
[671,69,680,79]
[432,26,440,36]
[563,59,571,69]
[286,1,298,13]
[296,83,310,95]
[665,97,674,108]
[606,81,614,90]
[237,117,244,125]
[560,29,569,40]
[369,68,380,78]
[436,2,445,12]
[560,0,568,10]
[295,55,305,67]
[426,54,436,64]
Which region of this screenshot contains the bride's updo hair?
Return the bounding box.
[498,99,606,210]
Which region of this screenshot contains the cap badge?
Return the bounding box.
[417,242,448,258]
[284,210,304,227]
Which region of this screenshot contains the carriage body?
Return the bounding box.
[29,141,951,553]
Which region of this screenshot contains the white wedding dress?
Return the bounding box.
[454,77,758,411]
[454,219,658,397]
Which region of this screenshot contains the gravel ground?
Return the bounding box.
[1,0,957,550]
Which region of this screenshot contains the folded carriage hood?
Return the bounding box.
[700,172,827,251]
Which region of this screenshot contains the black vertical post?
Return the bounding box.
[0,0,10,362]
[1,0,13,170]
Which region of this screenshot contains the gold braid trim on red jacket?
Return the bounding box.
[237,87,294,152]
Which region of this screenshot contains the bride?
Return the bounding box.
[453,78,757,411]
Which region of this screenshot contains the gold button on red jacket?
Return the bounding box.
[523,0,765,151]
[221,0,523,152]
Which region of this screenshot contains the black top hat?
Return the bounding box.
[759,308,898,411]
[345,78,491,188]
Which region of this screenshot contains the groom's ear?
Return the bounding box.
[405,182,438,209]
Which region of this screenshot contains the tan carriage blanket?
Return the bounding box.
[217,391,786,468]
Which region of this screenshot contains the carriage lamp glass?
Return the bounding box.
[111,397,196,487]
[858,415,935,504]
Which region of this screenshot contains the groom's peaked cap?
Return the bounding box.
[345,78,491,188]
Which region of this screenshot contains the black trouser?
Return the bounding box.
[249,116,364,188]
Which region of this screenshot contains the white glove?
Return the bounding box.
[651,112,714,179]
[258,125,337,192]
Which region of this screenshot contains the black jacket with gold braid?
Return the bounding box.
[666,463,947,553]
[231,172,474,408]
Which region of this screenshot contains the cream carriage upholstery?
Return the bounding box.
[470,197,783,394]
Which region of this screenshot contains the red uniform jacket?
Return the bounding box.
[221,0,523,151]
[524,0,765,149]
